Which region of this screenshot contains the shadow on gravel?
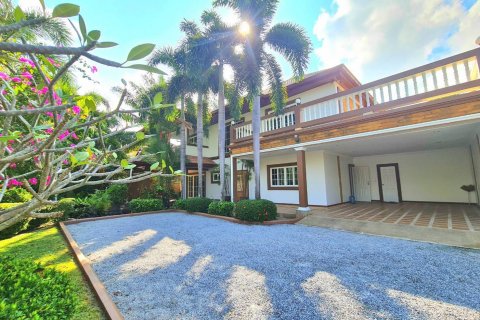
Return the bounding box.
[67,213,480,319]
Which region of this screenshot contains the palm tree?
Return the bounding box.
[149,42,194,199]
[183,20,219,197]
[200,10,241,201]
[213,0,312,199]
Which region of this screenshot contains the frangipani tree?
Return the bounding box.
[0,2,176,231]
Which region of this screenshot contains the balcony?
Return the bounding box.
[231,48,480,145]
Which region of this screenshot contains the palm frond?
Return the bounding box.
[265,22,312,80]
[263,52,287,114]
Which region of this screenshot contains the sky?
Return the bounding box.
[17,0,480,108]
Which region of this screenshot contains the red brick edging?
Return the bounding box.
[59,209,301,319]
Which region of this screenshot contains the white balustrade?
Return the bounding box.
[301,55,479,123]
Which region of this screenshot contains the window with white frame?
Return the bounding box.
[211,172,220,184]
[269,164,298,189]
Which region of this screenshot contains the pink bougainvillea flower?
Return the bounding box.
[91,66,98,73]
[62,159,69,165]
[0,72,9,80]
[11,77,21,83]
[46,175,51,186]
[1,90,7,95]
[33,156,40,163]
[71,132,79,140]
[58,130,70,141]
[21,71,33,79]
[70,144,76,148]
[19,57,35,68]
[45,112,54,118]
[28,177,38,185]
[9,163,17,169]
[38,87,48,95]
[45,127,53,134]
[47,57,60,67]
[8,179,23,187]
[71,105,81,115]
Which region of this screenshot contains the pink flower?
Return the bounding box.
[45,175,51,186]
[71,132,79,140]
[45,112,54,118]
[9,163,17,169]
[28,177,38,185]
[8,179,23,187]
[58,130,70,141]
[63,159,69,165]
[70,144,76,148]
[21,71,33,79]
[19,57,35,68]
[45,127,53,134]
[91,66,98,73]
[71,105,81,115]
[0,72,9,80]
[11,77,21,83]
[38,87,49,95]
[47,58,60,67]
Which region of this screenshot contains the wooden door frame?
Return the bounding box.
[376,163,402,202]
[236,170,249,200]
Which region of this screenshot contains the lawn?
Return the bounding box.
[0,227,105,320]
[67,212,480,320]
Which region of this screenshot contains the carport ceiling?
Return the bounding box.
[319,121,479,157]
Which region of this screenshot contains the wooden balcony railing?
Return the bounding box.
[231,48,480,143]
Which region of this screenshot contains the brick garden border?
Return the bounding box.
[59,209,302,319]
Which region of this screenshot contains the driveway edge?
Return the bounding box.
[59,222,124,320]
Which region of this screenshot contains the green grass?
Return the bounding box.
[0,227,105,320]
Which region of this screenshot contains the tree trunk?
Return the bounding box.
[180,95,187,199]
[218,62,226,201]
[197,92,204,197]
[252,95,261,199]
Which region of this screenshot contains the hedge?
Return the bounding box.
[128,198,164,213]
[1,187,32,203]
[184,197,214,213]
[0,257,78,319]
[105,184,128,206]
[234,199,277,222]
[208,201,235,216]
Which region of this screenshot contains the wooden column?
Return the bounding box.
[295,147,308,208]
[232,157,238,202]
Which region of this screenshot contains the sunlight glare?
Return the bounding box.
[239,21,251,36]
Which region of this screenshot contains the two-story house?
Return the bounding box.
[183,48,480,213]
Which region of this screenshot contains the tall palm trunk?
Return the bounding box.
[180,95,187,199]
[252,95,261,199]
[218,61,226,201]
[197,92,204,197]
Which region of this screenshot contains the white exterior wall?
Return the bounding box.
[469,125,480,204]
[353,147,476,203]
[258,154,299,204]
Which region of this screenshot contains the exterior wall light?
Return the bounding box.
[294,134,300,143]
[295,98,302,105]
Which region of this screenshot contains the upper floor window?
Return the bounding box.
[187,134,197,146]
[268,163,298,190]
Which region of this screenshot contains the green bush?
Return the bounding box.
[75,190,112,217]
[234,199,277,222]
[2,187,32,203]
[183,197,214,213]
[208,201,235,216]
[0,219,29,240]
[0,257,78,319]
[0,203,21,211]
[128,198,164,213]
[172,198,186,210]
[106,184,128,205]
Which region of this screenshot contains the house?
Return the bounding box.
[183,48,480,213]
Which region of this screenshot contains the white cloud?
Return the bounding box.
[313,0,480,83]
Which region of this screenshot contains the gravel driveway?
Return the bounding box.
[67,212,480,320]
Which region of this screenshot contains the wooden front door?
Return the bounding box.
[236,170,249,200]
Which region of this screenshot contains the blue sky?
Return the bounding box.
[18,0,480,106]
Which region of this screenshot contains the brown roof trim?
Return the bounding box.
[211,64,361,124]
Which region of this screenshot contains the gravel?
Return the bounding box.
[67,212,480,320]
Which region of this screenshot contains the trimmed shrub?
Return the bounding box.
[184,197,214,213]
[208,201,235,216]
[172,199,186,210]
[0,219,29,240]
[106,184,128,206]
[0,257,78,319]
[234,199,277,222]
[128,198,164,213]
[2,187,32,203]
